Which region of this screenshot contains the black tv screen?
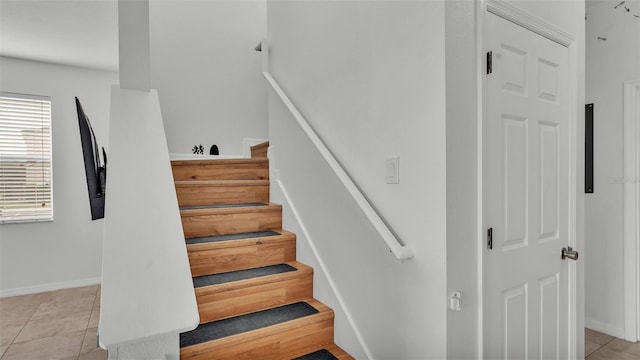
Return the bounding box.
[76,97,106,220]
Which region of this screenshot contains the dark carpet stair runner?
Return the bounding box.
[294,349,340,360]
[185,230,281,245]
[180,302,319,347]
[173,147,353,360]
[192,263,297,287]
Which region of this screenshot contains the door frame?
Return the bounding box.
[623,79,640,342]
[479,0,583,358]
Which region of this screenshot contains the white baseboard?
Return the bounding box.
[272,178,370,359]
[585,317,625,339]
[0,277,102,298]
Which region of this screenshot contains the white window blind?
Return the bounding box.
[0,92,53,223]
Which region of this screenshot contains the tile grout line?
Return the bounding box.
[586,335,618,359]
[76,286,100,360]
[8,296,43,348]
[586,343,604,359]
[1,294,44,360]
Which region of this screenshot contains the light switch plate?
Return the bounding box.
[386,156,399,184]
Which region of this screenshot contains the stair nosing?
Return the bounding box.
[174,179,270,187]
[171,158,269,166]
[179,202,281,216]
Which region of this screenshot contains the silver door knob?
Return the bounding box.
[561,246,579,261]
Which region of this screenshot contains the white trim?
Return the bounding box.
[623,79,640,342]
[260,38,269,73]
[272,177,373,359]
[481,1,581,357]
[475,1,486,358]
[0,93,54,224]
[484,0,575,47]
[0,277,101,298]
[0,91,51,102]
[263,72,414,262]
[568,34,582,360]
[568,36,585,360]
[585,317,626,340]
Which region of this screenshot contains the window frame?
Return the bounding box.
[0,92,54,224]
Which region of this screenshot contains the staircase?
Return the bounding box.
[171,142,354,360]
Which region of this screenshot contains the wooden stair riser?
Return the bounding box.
[196,269,313,323]
[250,141,269,158]
[171,159,269,181]
[176,181,269,207]
[188,237,296,276]
[181,206,282,238]
[180,308,334,360]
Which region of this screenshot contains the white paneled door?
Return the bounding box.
[484,11,575,360]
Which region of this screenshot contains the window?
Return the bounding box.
[0,92,53,223]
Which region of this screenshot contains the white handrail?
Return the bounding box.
[263,72,414,262]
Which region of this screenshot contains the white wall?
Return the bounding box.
[0,57,118,296]
[269,180,366,359]
[267,1,447,358]
[149,0,267,156]
[585,0,640,338]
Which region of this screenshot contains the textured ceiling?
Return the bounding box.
[0,0,119,71]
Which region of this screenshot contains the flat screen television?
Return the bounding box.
[75,97,106,220]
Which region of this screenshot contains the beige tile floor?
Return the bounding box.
[2,285,640,359]
[586,328,640,360]
[0,285,105,360]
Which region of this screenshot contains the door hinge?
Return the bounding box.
[487,227,493,250]
[487,51,493,74]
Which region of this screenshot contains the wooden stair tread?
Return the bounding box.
[181,301,320,346]
[180,299,334,359]
[186,229,291,247]
[180,202,280,216]
[194,261,314,324]
[186,229,284,246]
[194,261,312,289]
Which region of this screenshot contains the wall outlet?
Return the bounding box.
[386,156,399,184]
